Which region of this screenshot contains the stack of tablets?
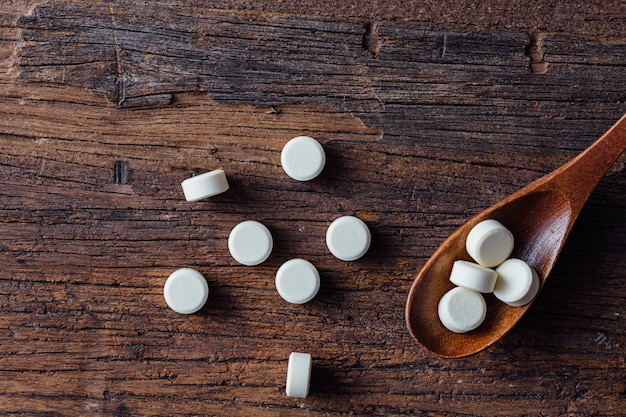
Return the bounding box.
[438,219,541,333]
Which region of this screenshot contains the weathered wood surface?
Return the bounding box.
[1,1,625,416]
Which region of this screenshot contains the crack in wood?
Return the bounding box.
[116,403,129,417]
[113,160,130,184]
[440,33,448,60]
[108,2,126,105]
[525,33,549,74]
[117,93,173,109]
[362,21,383,58]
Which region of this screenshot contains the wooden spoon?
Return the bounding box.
[406,113,626,358]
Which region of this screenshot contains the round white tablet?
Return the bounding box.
[494,258,540,306]
[228,220,273,266]
[275,259,320,304]
[438,287,487,333]
[181,169,229,202]
[449,260,498,293]
[465,219,514,268]
[326,216,371,261]
[286,352,312,398]
[281,136,326,181]
[163,268,209,314]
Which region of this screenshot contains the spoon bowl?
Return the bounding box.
[406,113,626,358]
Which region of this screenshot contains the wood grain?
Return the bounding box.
[1,1,625,416]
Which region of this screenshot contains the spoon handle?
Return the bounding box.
[543,113,626,215]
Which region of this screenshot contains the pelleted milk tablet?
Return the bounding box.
[465,219,514,268]
[163,268,209,314]
[494,258,540,306]
[449,260,498,293]
[181,169,229,202]
[275,259,320,304]
[326,216,371,261]
[438,286,487,333]
[281,136,326,181]
[286,352,312,398]
[228,220,273,266]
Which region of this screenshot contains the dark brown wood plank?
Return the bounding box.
[1,1,625,416]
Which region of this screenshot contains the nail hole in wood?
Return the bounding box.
[113,160,131,184]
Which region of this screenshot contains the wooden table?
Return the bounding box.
[1,1,625,415]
